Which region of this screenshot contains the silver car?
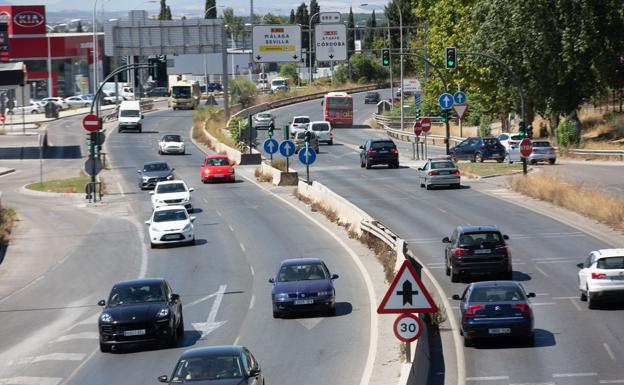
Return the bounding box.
[507,139,556,164]
[252,112,274,129]
[419,158,461,190]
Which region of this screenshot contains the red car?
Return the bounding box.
[200,155,235,183]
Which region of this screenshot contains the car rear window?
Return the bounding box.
[597,257,624,269]
[459,232,503,246]
[156,183,186,194]
[431,161,455,169]
[510,135,524,141]
[312,123,330,131]
[532,141,551,147]
[258,113,271,118]
[483,138,501,146]
[366,92,378,96]
[205,157,229,166]
[294,117,310,123]
[469,286,525,302]
[371,141,396,150]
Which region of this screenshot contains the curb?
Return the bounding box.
[0,168,16,177]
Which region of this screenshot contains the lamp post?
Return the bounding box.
[308,12,320,86]
[92,0,99,96]
[203,5,224,90]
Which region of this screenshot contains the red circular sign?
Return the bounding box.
[519,138,533,157]
[413,121,422,136]
[393,314,423,343]
[0,115,5,122]
[420,117,431,133]
[83,114,100,132]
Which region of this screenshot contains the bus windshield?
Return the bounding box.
[171,86,191,98]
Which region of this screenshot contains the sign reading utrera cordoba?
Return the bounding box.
[314,23,347,61]
[252,25,302,63]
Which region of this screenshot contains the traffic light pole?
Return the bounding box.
[457,51,527,174]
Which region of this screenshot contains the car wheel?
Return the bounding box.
[587,291,598,309]
[328,140,333,145]
[496,158,504,163]
[167,325,178,348]
[425,183,431,190]
[454,183,461,189]
[360,160,365,168]
[549,159,556,165]
[502,271,513,280]
[475,153,483,163]
[176,314,184,338]
[272,310,281,319]
[150,242,156,249]
[387,163,393,169]
[158,149,162,155]
[463,336,473,347]
[450,265,460,283]
[189,238,196,246]
[579,287,587,301]
[530,159,537,165]
[365,159,371,169]
[326,305,336,317]
[99,343,113,353]
[31,110,38,114]
[523,332,535,347]
[445,258,450,276]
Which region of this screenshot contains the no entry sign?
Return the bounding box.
[83,114,100,132]
[420,117,431,133]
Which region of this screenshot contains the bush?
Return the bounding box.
[556,117,579,148]
[279,62,298,82]
[228,116,246,143]
[478,116,491,137]
[229,77,257,108]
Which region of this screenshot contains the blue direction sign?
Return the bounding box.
[438,93,454,110]
[263,138,279,154]
[279,140,296,157]
[298,146,317,165]
[454,91,467,104]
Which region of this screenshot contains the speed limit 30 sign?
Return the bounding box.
[393,313,423,343]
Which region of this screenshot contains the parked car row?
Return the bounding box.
[448,135,557,165]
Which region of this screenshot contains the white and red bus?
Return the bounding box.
[323,92,353,127]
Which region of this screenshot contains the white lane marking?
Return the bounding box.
[216,210,222,217]
[58,347,97,385]
[186,292,219,308]
[51,332,99,343]
[192,284,227,339]
[509,383,554,385]
[531,302,556,306]
[552,372,597,378]
[249,295,255,310]
[13,353,85,365]
[233,335,240,345]
[228,225,234,232]
[536,293,550,296]
[466,376,509,381]
[73,313,100,327]
[203,197,209,203]
[600,380,624,384]
[552,296,577,300]
[295,317,324,330]
[116,182,125,197]
[0,276,44,305]
[239,242,246,252]
[570,298,583,312]
[428,266,445,269]
[534,265,550,277]
[250,266,255,276]
[0,377,63,385]
[604,343,616,361]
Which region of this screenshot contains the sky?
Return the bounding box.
[3,0,389,15]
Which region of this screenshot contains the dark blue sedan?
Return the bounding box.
[449,137,506,163]
[269,258,339,318]
[452,281,536,347]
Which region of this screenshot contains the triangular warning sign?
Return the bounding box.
[377,260,438,314]
[452,103,468,120]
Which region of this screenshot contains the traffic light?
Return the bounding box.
[526,125,533,139]
[415,109,421,121]
[440,110,447,123]
[304,130,312,145]
[519,121,526,136]
[445,47,457,69]
[268,126,274,138]
[382,49,390,67]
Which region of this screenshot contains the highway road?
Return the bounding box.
[0,109,375,385]
[257,90,624,385]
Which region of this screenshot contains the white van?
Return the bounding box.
[118,100,143,133]
[270,77,289,92]
[309,121,334,145]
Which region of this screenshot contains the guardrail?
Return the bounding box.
[566,148,624,157]
[101,98,155,123]
[360,220,399,249]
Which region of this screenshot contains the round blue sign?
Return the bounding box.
[438,93,454,109]
[279,140,296,157]
[298,146,317,165]
[263,138,279,154]
[453,91,467,104]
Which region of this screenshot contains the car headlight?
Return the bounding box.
[142,176,149,181]
[155,199,164,204]
[318,290,332,297]
[183,223,192,231]
[156,308,170,318]
[274,293,289,300]
[204,169,210,174]
[182,196,190,202]
[228,168,235,173]
[166,174,174,180]
[100,313,113,323]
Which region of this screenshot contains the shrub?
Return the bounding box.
[229,77,257,108]
[478,116,491,137]
[556,117,579,148]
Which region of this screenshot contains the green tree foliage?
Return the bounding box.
[309,0,320,20]
[222,7,244,38]
[478,116,491,137]
[279,62,299,82]
[289,9,296,24]
[347,7,355,57]
[204,0,217,18]
[158,0,168,20]
[295,3,310,50]
[349,53,386,83]
[362,10,378,51]
[262,13,287,24]
[229,77,257,108]
[556,117,579,148]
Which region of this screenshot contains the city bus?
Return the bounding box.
[323,92,353,127]
[169,80,200,110]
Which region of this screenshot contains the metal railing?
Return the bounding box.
[360,219,399,249]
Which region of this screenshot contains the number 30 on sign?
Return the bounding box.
[393,313,423,342]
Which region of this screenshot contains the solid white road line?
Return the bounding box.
[600,380,624,384]
[233,335,240,345]
[250,266,255,276]
[466,376,509,381]
[51,332,99,343]
[249,295,255,310]
[569,298,583,312]
[534,265,550,277]
[552,372,597,378]
[239,242,246,252]
[0,377,63,385]
[604,343,616,361]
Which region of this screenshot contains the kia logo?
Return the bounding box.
[14,11,45,28]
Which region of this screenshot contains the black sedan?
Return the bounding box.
[269,258,339,318]
[453,281,536,347]
[360,138,399,169]
[364,91,380,104]
[449,137,506,163]
[97,278,183,352]
[159,346,263,384]
[137,161,175,189]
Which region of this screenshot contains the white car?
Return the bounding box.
[289,116,310,137]
[146,205,195,248]
[158,134,186,155]
[497,132,525,155]
[308,121,333,145]
[577,249,624,309]
[64,95,92,108]
[42,97,69,110]
[150,180,194,212]
[7,101,44,115]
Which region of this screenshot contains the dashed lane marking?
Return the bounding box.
[531,302,556,306]
[10,353,86,365]
[51,332,99,343]
[604,343,616,361]
[228,225,234,232]
[600,380,624,384]
[569,298,583,312]
[466,376,509,381]
[239,243,246,252]
[552,372,597,378]
[534,266,550,277]
[249,295,255,310]
[0,377,63,385]
[250,266,255,276]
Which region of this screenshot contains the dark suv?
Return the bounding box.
[443,226,512,282]
[360,138,399,169]
[449,137,506,163]
[364,91,380,104]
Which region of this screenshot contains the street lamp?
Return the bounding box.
[45,24,66,98]
[203,5,225,89]
[308,12,320,86]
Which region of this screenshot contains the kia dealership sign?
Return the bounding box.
[0,5,47,35]
[14,10,44,28]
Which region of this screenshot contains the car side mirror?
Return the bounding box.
[170,293,180,301]
[171,168,175,171]
[145,220,151,225]
[503,234,509,240]
[331,274,339,280]
[149,191,154,195]
[230,161,236,166]
[137,170,142,173]
[157,375,168,383]
[359,145,364,150]
[141,114,145,119]
[451,294,461,300]
[576,263,584,268]
[248,368,261,377]
[189,188,195,192]
[442,237,450,243]
[98,299,106,306]
[417,167,422,171]
[527,292,536,298]
[268,278,275,284]
[190,216,196,222]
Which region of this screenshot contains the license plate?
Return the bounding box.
[163,234,179,240]
[488,328,511,335]
[610,275,624,280]
[439,171,449,175]
[294,299,314,305]
[123,329,146,337]
[474,249,492,254]
[379,150,389,154]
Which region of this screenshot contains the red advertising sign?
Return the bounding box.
[0,5,46,35]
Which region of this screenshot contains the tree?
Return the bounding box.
[262,13,287,25]
[362,10,377,51]
[158,0,168,20]
[347,7,355,57]
[309,0,320,20]
[279,62,299,82]
[75,20,83,32]
[229,77,257,108]
[384,0,418,55]
[349,53,385,83]
[204,0,217,18]
[166,6,172,20]
[222,7,244,38]
[295,3,310,53]
[289,9,296,24]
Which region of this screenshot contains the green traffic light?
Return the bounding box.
[447,60,455,66]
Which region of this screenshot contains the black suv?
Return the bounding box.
[364,91,380,104]
[360,138,399,169]
[443,226,512,282]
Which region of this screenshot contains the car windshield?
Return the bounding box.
[153,209,188,223]
[162,135,182,142]
[371,141,395,150]
[205,157,229,166]
[510,135,524,141]
[171,86,191,98]
[257,113,272,119]
[312,123,330,131]
[366,92,378,96]
[120,110,140,118]
[459,232,503,246]
[277,263,328,282]
[272,80,286,86]
[171,355,243,382]
[327,97,352,107]
[533,141,551,147]
[431,161,455,169]
[469,286,525,302]
[294,117,310,124]
[144,163,169,172]
[156,183,186,194]
[597,257,624,269]
[295,131,315,140]
[107,283,166,306]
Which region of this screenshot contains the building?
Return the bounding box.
[0,4,105,98]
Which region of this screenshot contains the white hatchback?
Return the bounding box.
[309,121,333,145]
[150,180,194,212]
[146,205,195,248]
[577,249,624,309]
[158,134,186,155]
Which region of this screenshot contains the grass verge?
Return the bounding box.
[510,174,624,230]
[25,176,90,193]
[458,162,524,178]
[0,206,17,245]
[271,159,288,172]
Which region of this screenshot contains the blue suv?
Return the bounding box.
[449,137,506,163]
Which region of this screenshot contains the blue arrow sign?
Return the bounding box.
[438,93,454,110]
[454,91,467,104]
[263,138,279,154]
[279,140,296,157]
[298,146,317,165]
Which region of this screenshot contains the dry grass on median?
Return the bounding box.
[0,206,17,245]
[458,162,525,178]
[510,174,624,230]
[254,167,273,183]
